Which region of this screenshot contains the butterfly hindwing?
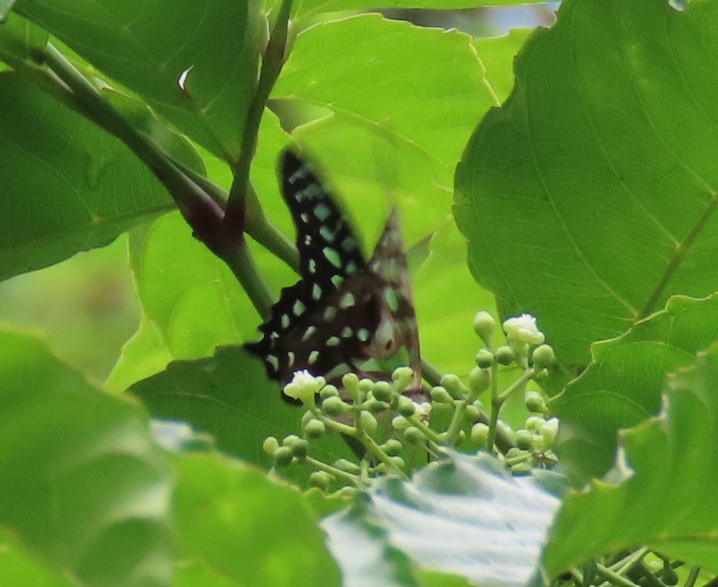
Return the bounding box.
[246,150,422,398]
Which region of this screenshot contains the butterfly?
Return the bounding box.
[246,150,423,402]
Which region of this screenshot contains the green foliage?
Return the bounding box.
[544,342,718,577]
[1,0,718,585]
[455,0,718,368]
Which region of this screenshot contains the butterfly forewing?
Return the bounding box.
[247,150,422,399]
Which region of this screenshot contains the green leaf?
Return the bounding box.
[414,223,497,377]
[0,327,174,587]
[291,0,546,18]
[0,528,77,587]
[130,345,349,467]
[326,452,560,587]
[543,342,718,577]
[455,0,718,368]
[105,316,173,394]
[173,452,341,587]
[15,0,260,161]
[274,14,494,240]
[0,74,172,281]
[554,294,718,483]
[0,10,46,65]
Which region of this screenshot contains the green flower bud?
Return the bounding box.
[389,456,406,470]
[359,411,378,436]
[430,386,454,404]
[462,404,482,423]
[304,418,326,439]
[273,446,294,467]
[471,423,489,446]
[495,345,516,366]
[364,399,390,413]
[505,447,525,460]
[525,416,544,432]
[382,439,403,456]
[392,415,410,431]
[392,367,415,392]
[473,310,496,345]
[515,429,534,450]
[358,378,374,399]
[468,367,491,396]
[403,426,424,444]
[333,458,360,473]
[290,439,309,459]
[475,348,494,369]
[510,460,533,475]
[531,344,555,369]
[322,396,351,417]
[308,471,333,491]
[397,396,416,417]
[282,434,301,447]
[525,391,547,414]
[342,373,359,394]
[440,374,467,398]
[263,436,279,456]
[301,410,314,428]
[319,384,340,400]
[372,381,394,402]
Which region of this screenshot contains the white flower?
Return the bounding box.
[502,313,545,345]
[283,370,326,405]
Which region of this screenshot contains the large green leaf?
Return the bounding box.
[455,0,718,368]
[274,14,494,240]
[553,294,718,483]
[0,528,77,587]
[173,452,341,587]
[326,453,561,587]
[0,327,174,587]
[15,0,260,161]
[543,342,718,577]
[0,74,172,281]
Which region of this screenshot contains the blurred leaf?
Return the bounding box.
[324,500,422,587]
[15,0,260,161]
[130,345,349,468]
[414,223,496,377]
[0,10,46,65]
[105,316,173,393]
[0,327,174,587]
[291,0,546,18]
[173,452,341,587]
[554,294,718,483]
[0,528,78,587]
[274,14,493,240]
[0,236,140,382]
[455,0,718,368]
[0,74,172,281]
[543,342,718,577]
[327,452,561,587]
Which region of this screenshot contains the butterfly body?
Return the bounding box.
[246,151,423,400]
